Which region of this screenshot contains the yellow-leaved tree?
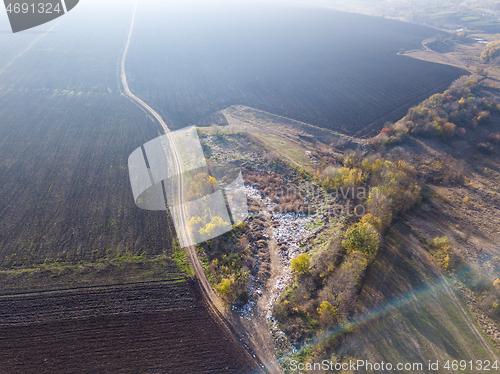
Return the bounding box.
[291,253,311,275]
[342,222,379,258]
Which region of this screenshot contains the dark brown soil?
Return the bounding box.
[0,280,258,374]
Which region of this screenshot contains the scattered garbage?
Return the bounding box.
[236,184,323,349]
[305,150,318,164]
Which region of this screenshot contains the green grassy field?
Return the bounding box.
[356,224,499,367]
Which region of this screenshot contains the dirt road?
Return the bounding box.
[120,2,272,372]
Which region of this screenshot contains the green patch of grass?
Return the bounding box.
[305,219,323,232]
[171,238,194,278]
[112,251,146,264]
[0,255,184,294]
[429,11,459,18]
[461,16,480,21]
[259,133,311,167]
[470,20,500,27]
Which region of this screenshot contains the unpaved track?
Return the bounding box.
[121,2,270,372]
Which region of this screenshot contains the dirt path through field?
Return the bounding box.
[120,2,274,372]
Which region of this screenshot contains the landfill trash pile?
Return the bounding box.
[235,186,269,320]
[236,184,324,349]
[305,150,318,164]
[265,209,318,351]
[272,213,313,268]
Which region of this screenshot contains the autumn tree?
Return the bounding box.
[317,300,339,327]
[430,236,452,271]
[443,122,456,137]
[291,254,311,275]
[360,213,382,231]
[342,222,379,257]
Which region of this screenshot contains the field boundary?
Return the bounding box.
[0,277,186,298]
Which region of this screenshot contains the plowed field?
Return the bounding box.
[0,281,258,374]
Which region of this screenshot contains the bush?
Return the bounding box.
[318,251,368,319]
[264,151,279,163]
[481,40,500,62]
[489,133,500,144]
[360,213,382,231]
[319,166,366,192]
[366,192,393,229]
[206,244,250,304]
[443,122,456,136]
[291,254,311,275]
[371,75,497,144]
[478,142,494,154]
[427,158,467,185]
[317,300,339,328]
[342,222,379,257]
[216,278,231,295]
[171,239,194,277]
[430,236,453,271]
[317,300,338,317]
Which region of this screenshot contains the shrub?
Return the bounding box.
[360,213,382,231]
[206,245,250,304]
[342,222,379,257]
[489,133,500,144]
[216,278,231,295]
[291,254,311,275]
[317,300,339,317]
[340,167,366,188]
[481,40,500,62]
[264,151,279,163]
[478,142,494,154]
[478,110,490,123]
[317,300,339,328]
[371,75,497,144]
[366,192,393,229]
[318,251,368,320]
[432,236,450,250]
[430,236,452,271]
[198,216,229,237]
[320,167,366,191]
[443,122,456,136]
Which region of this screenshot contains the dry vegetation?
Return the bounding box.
[372,75,500,149]
[201,70,500,369]
[196,130,310,305]
[367,73,500,350]
[271,154,422,359]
